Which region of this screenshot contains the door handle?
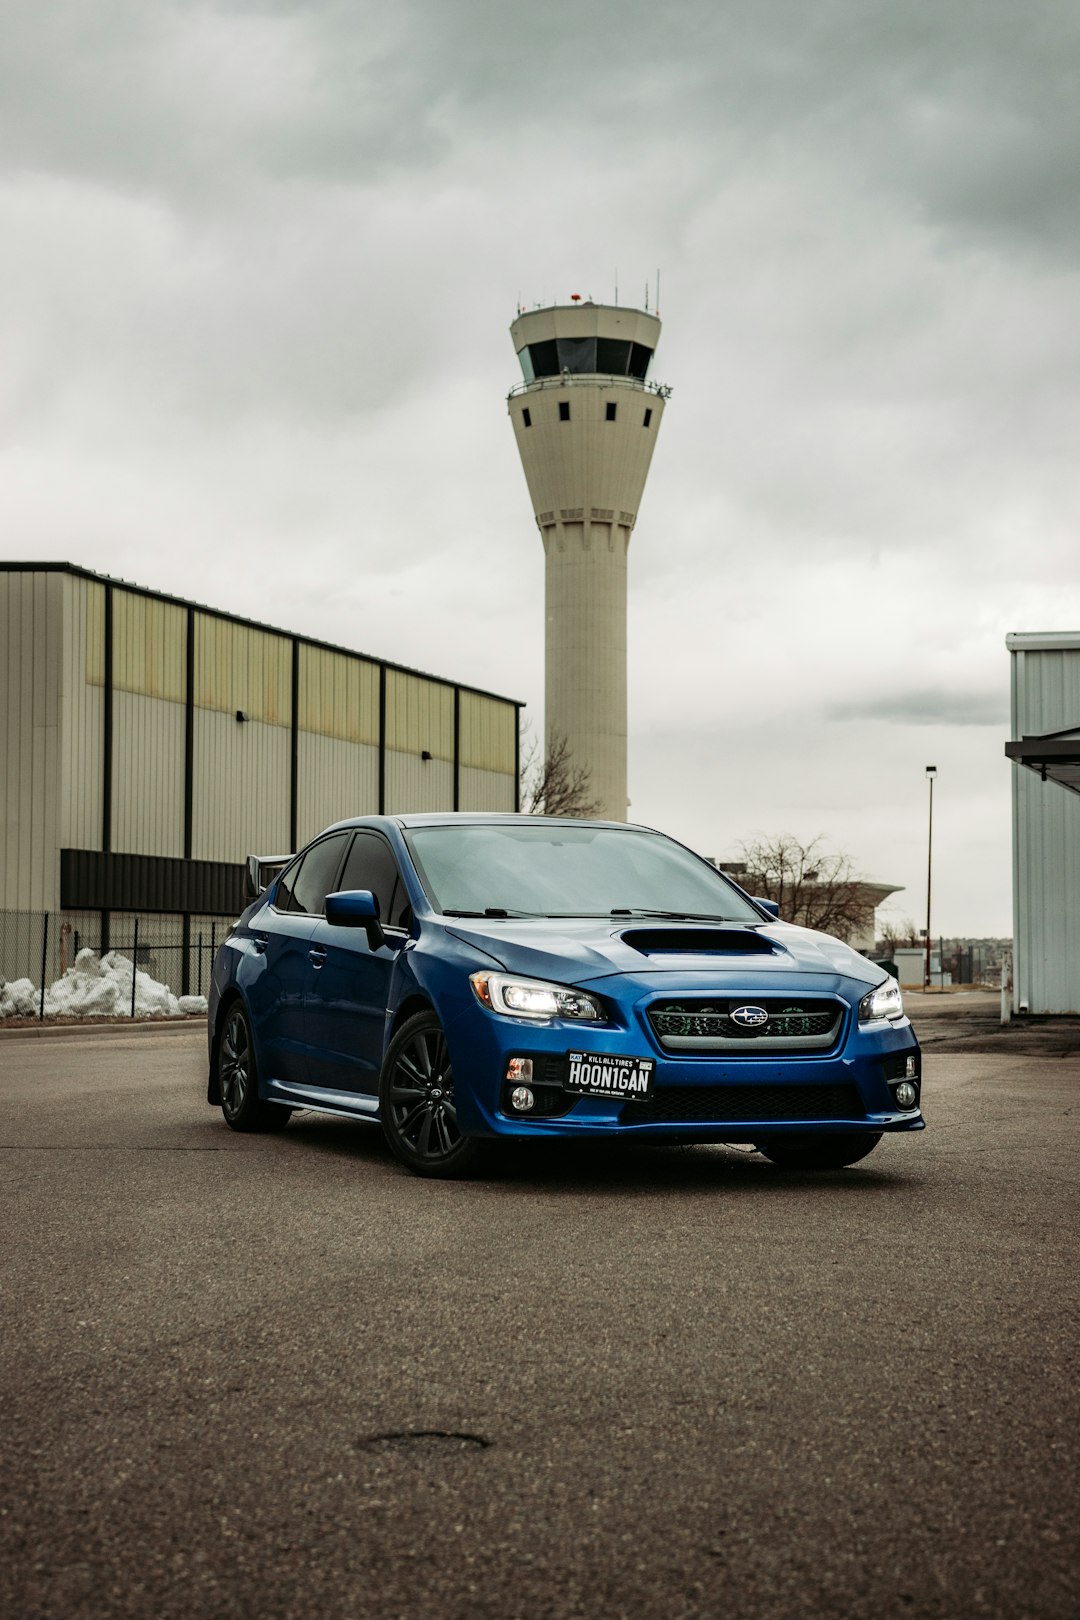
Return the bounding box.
[252,934,269,955]
[308,946,327,968]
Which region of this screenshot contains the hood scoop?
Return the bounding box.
[621,928,780,958]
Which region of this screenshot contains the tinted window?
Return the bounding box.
[283,833,350,916]
[274,854,304,913]
[517,345,535,383]
[527,339,559,379]
[556,336,596,374]
[628,343,653,380]
[404,824,763,923]
[339,832,410,929]
[596,338,630,375]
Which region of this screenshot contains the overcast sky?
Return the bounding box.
[4,0,1079,936]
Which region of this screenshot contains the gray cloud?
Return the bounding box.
[1,0,1078,936]
[828,691,1010,727]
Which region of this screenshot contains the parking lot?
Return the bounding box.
[1,1023,1077,1619]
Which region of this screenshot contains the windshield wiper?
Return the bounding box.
[442,907,538,919]
[609,908,744,922]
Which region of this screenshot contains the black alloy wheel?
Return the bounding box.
[380,1012,487,1179]
[217,1003,291,1133]
[755,1131,883,1170]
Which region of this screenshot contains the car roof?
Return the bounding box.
[321,812,656,834]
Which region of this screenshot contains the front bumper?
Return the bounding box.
[445,978,923,1141]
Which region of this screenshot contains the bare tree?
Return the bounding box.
[879,916,921,950]
[519,725,601,818]
[735,834,867,942]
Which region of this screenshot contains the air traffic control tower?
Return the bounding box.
[508,299,667,821]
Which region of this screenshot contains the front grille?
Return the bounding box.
[647,997,843,1053]
[624,1083,865,1124]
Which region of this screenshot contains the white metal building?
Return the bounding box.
[1005,631,1080,1014]
[1,564,520,987]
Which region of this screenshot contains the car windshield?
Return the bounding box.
[403,823,764,922]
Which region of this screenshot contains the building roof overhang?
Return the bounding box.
[1005,726,1080,795]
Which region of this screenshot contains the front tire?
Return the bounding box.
[379,1012,487,1179]
[755,1132,882,1170]
[217,1002,292,1133]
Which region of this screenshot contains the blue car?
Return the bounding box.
[207,814,923,1178]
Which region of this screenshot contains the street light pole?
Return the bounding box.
[925,765,937,990]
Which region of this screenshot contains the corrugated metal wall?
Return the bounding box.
[1011,641,1080,1013]
[3,567,521,917]
[458,765,517,813]
[111,589,187,856]
[1,572,64,909]
[459,693,517,811]
[191,614,292,861]
[384,670,455,814]
[60,575,104,856]
[295,645,381,844]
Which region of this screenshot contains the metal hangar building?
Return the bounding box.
[1005,630,1080,1014]
[1,563,520,988]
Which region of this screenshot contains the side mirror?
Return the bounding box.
[325,889,386,950]
[753,897,781,919]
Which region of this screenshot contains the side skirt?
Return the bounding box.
[264,1077,382,1121]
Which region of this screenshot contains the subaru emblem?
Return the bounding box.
[731,1005,769,1028]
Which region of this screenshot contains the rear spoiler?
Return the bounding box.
[245,853,293,900]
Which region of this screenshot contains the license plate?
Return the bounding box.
[564,1051,655,1101]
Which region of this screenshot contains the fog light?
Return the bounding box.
[895,1081,918,1109]
[905,1055,917,1079]
[506,1057,534,1082]
[510,1086,535,1113]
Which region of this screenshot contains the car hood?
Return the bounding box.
[441,916,884,989]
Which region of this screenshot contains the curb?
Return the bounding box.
[0,1018,207,1042]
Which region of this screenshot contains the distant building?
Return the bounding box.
[1005,630,1080,1014]
[1,563,520,992]
[890,947,951,990]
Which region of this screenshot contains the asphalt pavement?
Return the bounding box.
[0,1024,1077,1619]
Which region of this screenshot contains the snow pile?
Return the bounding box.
[0,947,209,1020]
[0,978,40,1018]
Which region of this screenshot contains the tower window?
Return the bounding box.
[556,336,597,374]
[559,400,571,422]
[643,408,653,427]
[526,339,559,379]
[605,402,617,422]
[629,343,653,380]
[522,407,532,428]
[596,338,631,375]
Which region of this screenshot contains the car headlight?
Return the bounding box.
[859,978,904,1023]
[469,971,605,1022]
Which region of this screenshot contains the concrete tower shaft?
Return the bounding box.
[508,302,666,820]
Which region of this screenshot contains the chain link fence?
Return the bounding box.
[0,910,234,1022]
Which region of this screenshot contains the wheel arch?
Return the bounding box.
[389,992,435,1043]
